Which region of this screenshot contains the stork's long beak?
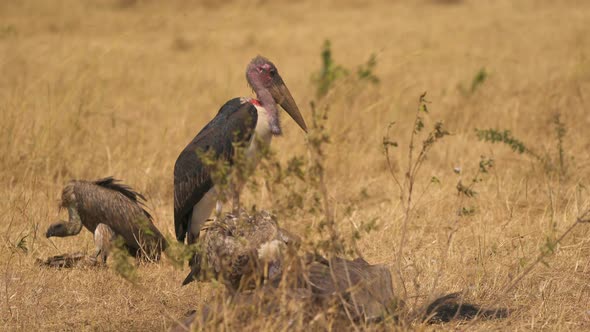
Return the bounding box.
[270,77,308,133]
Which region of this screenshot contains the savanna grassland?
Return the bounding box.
[1,0,590,330]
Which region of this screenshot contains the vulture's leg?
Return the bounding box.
[93,223,115,264]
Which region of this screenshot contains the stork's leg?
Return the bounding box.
[184,188,217,285]
[231,181,240,215]
[229,178,247,216]
[189,188,217,240]
[93,223,115,264]
[215,200,223,217]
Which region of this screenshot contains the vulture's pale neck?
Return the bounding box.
[64,204,83,235]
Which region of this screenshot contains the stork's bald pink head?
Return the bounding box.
[245,56,307,134]
[246,56,277,90]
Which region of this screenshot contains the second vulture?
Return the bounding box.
[46,177,167,262]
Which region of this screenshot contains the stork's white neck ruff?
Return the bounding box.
[242,97,273,163]
[240,97,274,142]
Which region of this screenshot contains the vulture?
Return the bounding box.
[45,177,167,262]
[191,210,300,288]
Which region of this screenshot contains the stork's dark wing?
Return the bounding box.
[174,98,258,242]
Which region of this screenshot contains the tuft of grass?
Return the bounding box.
[111,237,138,283]
[357,53,380,84]
[476,112,571,180]
[475,128,529,155]
[306,101,346,255]
[311,40,380,99]
[312,40,350,99]
[552,113,568,181]
[383,92,450,303]
[459,67,488,96]
[455,156,494,217]
[13,234,29,254]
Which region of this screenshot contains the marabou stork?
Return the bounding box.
[46,177,167,262]
[174,56,307,285]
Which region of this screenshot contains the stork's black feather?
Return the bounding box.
[174,98,258,243]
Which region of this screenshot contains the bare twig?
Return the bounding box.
[308,102,342,255]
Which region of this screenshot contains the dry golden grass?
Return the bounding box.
[1,0,590,330]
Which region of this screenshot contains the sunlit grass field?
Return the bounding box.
[1,0,590,330]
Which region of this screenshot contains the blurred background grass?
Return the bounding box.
[1,0,590,330]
